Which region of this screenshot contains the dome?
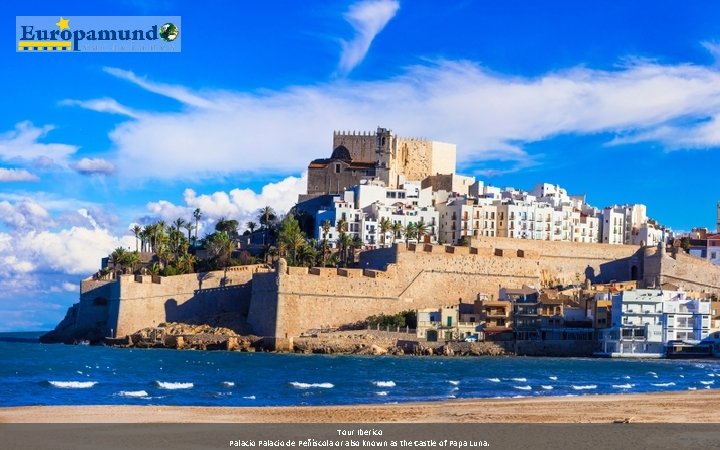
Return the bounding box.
[330,145,352,161]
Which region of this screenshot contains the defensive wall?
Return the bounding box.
[72,264,271,339]
[248,238,645,339]
[49,238,720,344]
[643,245,720,294]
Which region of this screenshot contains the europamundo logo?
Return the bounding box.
[16,16,181,52]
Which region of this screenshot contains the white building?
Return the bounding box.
[313,180,439,249]
[598,289,711,357]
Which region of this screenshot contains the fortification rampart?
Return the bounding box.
[252,239,644,338]
[644,246,720,294]
[74,265,270,338]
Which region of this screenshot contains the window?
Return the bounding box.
[335,163,341,173]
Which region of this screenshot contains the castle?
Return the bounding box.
[42,128,720,349]
[44,237,720,349]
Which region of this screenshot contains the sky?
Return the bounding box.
[2,0,720,331]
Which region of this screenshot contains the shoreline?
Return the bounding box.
[2,390,720,423]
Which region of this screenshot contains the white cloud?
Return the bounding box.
[61,98,141,119]
[69,58,720,182]
[146,173,307,234]
[71,157,116,175]
[62,281,78,292]
[0,198,52,231]
[338,0,400,75]
[103,67,216,108]
[0,168,38,182]
[0,122,77,166]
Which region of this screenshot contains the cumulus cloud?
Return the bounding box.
[0,122,78,167]
[338,0,400,75]
[145,173,307,234]
[71,157,116,175]
[65,59,720,182]
[0,168,38,182]
[0,198,53,231]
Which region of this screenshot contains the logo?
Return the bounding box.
[16,16,181,52]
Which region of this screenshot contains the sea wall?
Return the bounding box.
[254,239,644,338]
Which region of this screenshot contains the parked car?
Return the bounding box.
[463,335,478,342]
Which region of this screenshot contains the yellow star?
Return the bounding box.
[56,17,70,30]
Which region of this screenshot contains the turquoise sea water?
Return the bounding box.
[1,332,719,407]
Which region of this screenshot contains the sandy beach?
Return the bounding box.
[2,390,720,423]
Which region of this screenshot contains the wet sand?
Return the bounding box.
[2,390,720,423]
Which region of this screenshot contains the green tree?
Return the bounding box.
[193,208,202,245]
[379,217,392,248]
[416,218,428,243]
[206,231,234,271]
[258,206,276,245]
[391,222,403,245]
[131,225,142,252]
[246,221,257,234]
[216,217,239,238]
[278,213,307,266]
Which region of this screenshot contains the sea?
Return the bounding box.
[1,331,719,407]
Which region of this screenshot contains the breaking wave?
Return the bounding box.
[571,385,597,390]
[290,382,334,389]
[155,381,194,390]
[117,390,149,398]
[651,382,675,387]
[612,384,634,389]
[513,385,532,391]
[372,381,396,387]
[48,381,97,389]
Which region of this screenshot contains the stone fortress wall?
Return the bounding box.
[250,238,645,339]
[62,238,720,344]
[75,265,271,338]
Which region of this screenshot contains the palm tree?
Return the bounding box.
[182,221,194,243]
[125,251,141,274]
[110,247,127,274]
[416,218,428,243]
[173,218,186,233]
[337,233,352,267]
[131,225,142,252]
[320,220,332,240]
[349,235,363,266]
[379,218,392,248]
[193,208,202,245]
[258,206,276,245]
[391,222,403,245]
[296,244,317,267]
[206,232,234,272]
[404,222,418,245]
[246,221,257,234]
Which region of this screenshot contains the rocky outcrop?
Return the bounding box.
[117,322,261,351]
[40,304,105,344]
[292,331,510,357]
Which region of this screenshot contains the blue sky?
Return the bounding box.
[2,0,720,331]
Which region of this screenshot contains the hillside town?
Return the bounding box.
[43,127,720,359]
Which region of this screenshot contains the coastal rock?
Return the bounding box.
[370,344,388,355]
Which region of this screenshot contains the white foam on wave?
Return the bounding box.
[651,382,675,387]
[243,395,256,400]
[514,385,532,391]
[571,385,597,390]
[549,376,558,381]
[700,380,715,385]
[376,391,388,396]
[117,390,149,398]
[155,381,194,390]
[290,382,334,389]
[372,381,396,387]
[623,376,631,379]
[49,381,97,389]
[511,377,527,382]
[647,371,658,378]
[613,384,634,389]
[512,395,526,398]
[709,373,716,377]
[221,381,235,387]
[447,395,456,399]
[540,385,554,390]
[487,378,501,383]
[688,387,697,391]
[448,380,460,386]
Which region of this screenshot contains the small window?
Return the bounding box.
[335,164,341,173]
